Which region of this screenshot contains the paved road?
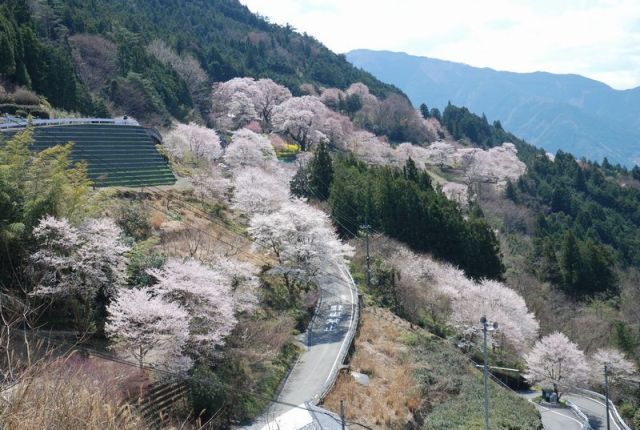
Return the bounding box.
[519,391,583,430]
[248,262,358,429]
[535,402,584,430]
[565,394,623,430]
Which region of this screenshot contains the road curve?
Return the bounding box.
[534,402,584,430]
[565,394,624,430]
[519,390,584,430]
[247,261,358,429]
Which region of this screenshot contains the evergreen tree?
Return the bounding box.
[574,167,586,192]
[504,180,518,202]
[540,238,562,285]
[308,142,333,200]
[289,163,309,198]
[430,107,441,122]
[344,93,362,116]
[560,231,581,295]
[613,321,637,355]
[419,103,430,119]
[403,157,418,182]
[582,240,616,295]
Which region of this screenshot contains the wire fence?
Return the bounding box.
[0,117,140,129]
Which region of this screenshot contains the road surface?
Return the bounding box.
[535,402,584,430]
[565,394,624,430]
[519,391,584,430]
[247,261,358,429]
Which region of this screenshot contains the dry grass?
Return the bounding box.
[0,353,148,430]
[322,307,424,429]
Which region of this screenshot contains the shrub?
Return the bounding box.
[116,202,152,241]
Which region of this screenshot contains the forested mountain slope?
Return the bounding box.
[0,0,403,124]
[346,49,640,166]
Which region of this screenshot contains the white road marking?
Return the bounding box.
[572,396,621,430]
[537,404,583,427]
[324,264,357,387]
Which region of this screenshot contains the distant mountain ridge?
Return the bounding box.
[346,49,640,166]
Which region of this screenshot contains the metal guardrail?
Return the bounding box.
[144,127,163,144]
[576,389,632,430]
[0,117,140,129]
[566,400,592,430]
[311,264,360,405]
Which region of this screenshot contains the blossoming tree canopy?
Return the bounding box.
[105,287,190,370]
[525,332,589,399]
[30,216,129,299]
[164,122,222,165]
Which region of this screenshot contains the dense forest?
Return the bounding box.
[0,0,403,123]
[293,145,504,280]
[441,102,640,298]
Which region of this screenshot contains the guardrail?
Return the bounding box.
[566,400,592,430]
[0,117,140,129]
[144,127,163,144]
[311,264,360,405]
[575,389,631,430]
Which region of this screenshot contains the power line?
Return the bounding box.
[34,130,358,295]
[16,328,370,429]
[5,125,370,426]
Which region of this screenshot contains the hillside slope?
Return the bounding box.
[0,1,403,124]
[346,49,640,166]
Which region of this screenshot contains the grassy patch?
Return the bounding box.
[414,336,542,430]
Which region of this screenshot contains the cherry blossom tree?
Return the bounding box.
[589,348,636,386]
[223,129,276,169]
[388,244,538,355]
[164,123,222,165]
[30,217,129,298]
[248,200,353,302]
[192,168,233,203]
[253,78,293,126]
[231,166,291,215]
[147,258,237,357]
[210,77,291,129]
[208,256,260,312]
[448,279,539,355]
[30,216,130,334]
[344,130,392,164]
[105,287,190,370]
[525,332,589,400]
[320,87,344,111]
[271,96,351,151]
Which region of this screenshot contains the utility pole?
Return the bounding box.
[480,316,498,430]
[340,399,346,430]
[361,222,371,286]
[605,363,610,430]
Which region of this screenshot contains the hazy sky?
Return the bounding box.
[240,0,640,90]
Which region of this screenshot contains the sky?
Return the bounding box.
[240,0,640,90]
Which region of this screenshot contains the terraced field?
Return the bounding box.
[2,124,175,187]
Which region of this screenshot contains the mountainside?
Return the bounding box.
[346,49,640,166]
[0,1,403,125]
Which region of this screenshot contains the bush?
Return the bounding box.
[116,203,152,241]
[127,237,166,287]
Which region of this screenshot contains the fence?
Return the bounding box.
[566,400,592,430]
[0,116,140,129]
[311,264,360,405]
[576,389,631,430]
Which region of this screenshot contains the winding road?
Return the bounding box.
[247,262,358,429]
[521,390,630,430]
[565,393,625,430]
[535,402,584,430]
